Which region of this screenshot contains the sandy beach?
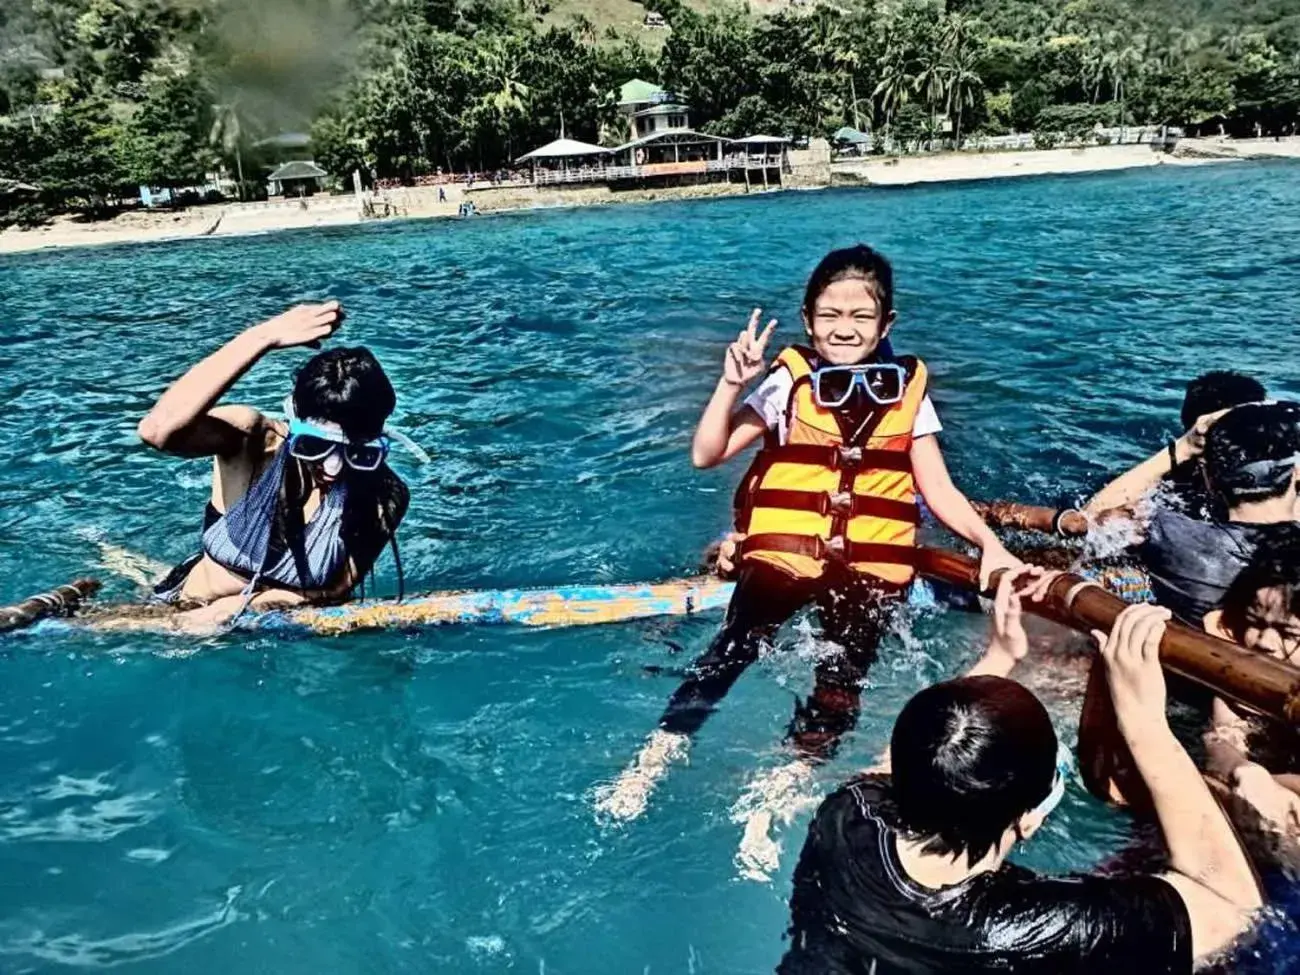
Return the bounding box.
[3,138,1297,257]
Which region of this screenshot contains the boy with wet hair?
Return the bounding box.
[1086,370,1267,520]
[780,577,1261,974]
[1138,401,1300,626]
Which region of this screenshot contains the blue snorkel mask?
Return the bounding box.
[280,395,430,469]
[287,418,390,472]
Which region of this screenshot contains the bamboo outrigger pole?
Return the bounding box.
[916,548,1300,725]
[972,500,1090,536]
[0,579,101,634]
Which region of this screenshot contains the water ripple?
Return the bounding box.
[1,163,1298,972]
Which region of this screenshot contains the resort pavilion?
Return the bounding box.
[515,80,790,190]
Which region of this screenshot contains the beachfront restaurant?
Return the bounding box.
[267,161,329,198]
[515,77,789,191]
[517,131,788,190]
[517,138,612,183]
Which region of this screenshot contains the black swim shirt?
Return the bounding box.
[778,776,1193,975]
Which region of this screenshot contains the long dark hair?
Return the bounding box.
[269,346,408,600]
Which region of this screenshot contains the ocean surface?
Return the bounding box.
[1,162,1299,973]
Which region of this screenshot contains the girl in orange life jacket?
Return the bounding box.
[595,245,1024,823]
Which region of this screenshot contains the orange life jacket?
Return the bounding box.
[734,346,928,584]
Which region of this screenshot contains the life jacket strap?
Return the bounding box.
[750,489,921,523]
[761,443,913,472]
[740,533,919,566]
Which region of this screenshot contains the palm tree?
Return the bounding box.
[939,13,983,149]
[833,46,863,131]
[872,20,910,146]
[1109,38,1145,122]
[474,39,530,161]
[944,48,982,148]
[940,13,978,60]
[210,99,250,200]
[1220,27,1266,59]
[912,49,947,149]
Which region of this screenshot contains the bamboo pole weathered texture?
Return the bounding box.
[916,548,1300,725]
[971,500,1090,536]
[0,579,101,634]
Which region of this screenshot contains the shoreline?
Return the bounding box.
[3,139,1297,257]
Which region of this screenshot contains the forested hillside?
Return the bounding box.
[2,0,1298,220]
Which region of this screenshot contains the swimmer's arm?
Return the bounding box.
[137,303,343,456]
[1122,715,1262,956]
[1083,448,1181,516]
[910,436,1018,584]
[1206,698,1300,811]
[691,388,767,468]
[1084,409,1228,515]
[137,326,281,456]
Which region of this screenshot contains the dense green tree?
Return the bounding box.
[5,0,1300,224]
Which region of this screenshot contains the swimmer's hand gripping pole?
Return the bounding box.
[916,547,1300,726]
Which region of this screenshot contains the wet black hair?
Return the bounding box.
[890,675,1057,867]
[279,346,406,600]
[1181,371,1267,431]
[802,244,895,322]
[1203,401,1300,505]
[292,346,396,443]
[1218,527,1300,641]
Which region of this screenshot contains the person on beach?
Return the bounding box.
[596,244,1023,824]
[137,302,408,630]
[778,586,1262,975]
[1085,370,1267,521]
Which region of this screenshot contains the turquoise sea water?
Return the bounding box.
[1,162,1300,973]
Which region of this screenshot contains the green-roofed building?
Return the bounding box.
[617,79,665,108]
[615,78,691,142]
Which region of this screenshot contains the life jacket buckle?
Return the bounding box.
[824,535,847,560]
[838,446,863,468]
[827,491,853,515]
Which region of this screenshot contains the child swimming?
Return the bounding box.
[137,302,408,632]
[596,245,1023,823]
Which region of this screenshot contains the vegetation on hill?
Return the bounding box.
[2,0,1298,224]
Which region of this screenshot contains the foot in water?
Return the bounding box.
[594,730,690,823]
[731,759,820,882]
[75,529,169,588]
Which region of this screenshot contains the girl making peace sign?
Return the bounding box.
[598,244,1023,825]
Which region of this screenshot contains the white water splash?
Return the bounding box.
[731,759,819,883]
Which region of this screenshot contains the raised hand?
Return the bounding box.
[1177,407,1230,460]
[722,308,777,388]
[255,301,346,350]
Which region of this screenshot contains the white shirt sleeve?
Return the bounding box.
[913,395,943,438]
[744,368,794,439]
